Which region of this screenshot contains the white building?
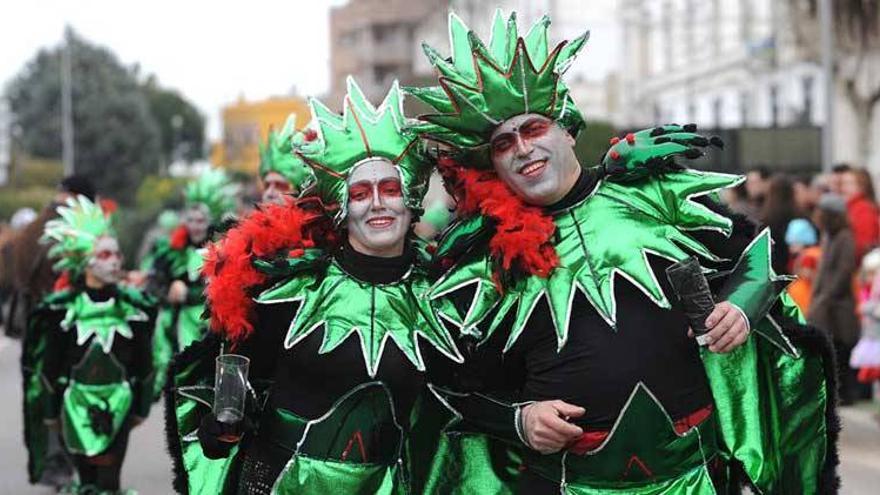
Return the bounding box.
[618,0,878,172]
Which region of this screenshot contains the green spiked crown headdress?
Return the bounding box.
[258,113,315,192]
[296,77,430,219]
[409,10,589,157]
[42,195,115,277]
[184,168,239,224]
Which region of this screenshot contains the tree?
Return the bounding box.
[789,0,880,167]
[143,75,206,165]
[4,29,162,203]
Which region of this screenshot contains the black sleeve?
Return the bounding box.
[688,197,758,275]
[37,308,71,418]
[232,301,293,384]
[130,312,156,418]
[145,251,174,301]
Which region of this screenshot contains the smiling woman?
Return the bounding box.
[166,77,469,495]
[346,159,412,257]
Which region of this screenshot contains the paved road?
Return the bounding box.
[0,334,877,493]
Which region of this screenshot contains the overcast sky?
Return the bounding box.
[1,1,618,140]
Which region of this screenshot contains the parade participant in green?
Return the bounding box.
[23,196,155,495]
[145,169,238,400]
[164,78,464,494]
[413,11,839,494]
[258,114,315,206]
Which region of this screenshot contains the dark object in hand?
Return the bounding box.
[666,257,715,346]
[198,413,245,459]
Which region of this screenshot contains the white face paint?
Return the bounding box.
[261,172,295,205]
[345,158,411,257]
[87,236,123,285]
[489,113,581,206]
[183,204,210,244]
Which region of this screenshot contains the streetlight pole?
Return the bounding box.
[61,26,75,176]
[819,0,835,172]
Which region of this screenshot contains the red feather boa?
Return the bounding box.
[202,197,331,342]
[169,225,189,250]
[437,157,559,285]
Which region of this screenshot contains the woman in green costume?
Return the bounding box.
[22,195,156,494]
[164,78,466,494]
[144,169,239,400]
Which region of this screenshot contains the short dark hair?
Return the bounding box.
[747,165,771,179]
[59,175,96,201]
[832,163,851,174]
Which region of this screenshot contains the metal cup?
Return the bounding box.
[213,354,250,424]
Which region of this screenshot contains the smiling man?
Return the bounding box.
[411,11,839,494]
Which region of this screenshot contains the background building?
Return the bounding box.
[328,0,445,107]
[618,0,879,174]
[213,95,310,174]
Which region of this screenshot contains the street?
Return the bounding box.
[0,334,877,494]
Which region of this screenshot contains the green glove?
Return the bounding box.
[602,124,724,182]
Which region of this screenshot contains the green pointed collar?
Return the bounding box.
[431,170,744,351]
[56,291,148,353]
[256,257,463,378]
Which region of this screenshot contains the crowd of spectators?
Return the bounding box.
[733,163,880,405]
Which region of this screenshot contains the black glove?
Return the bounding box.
[198,413,249,459]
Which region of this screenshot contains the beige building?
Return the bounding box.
[328,0,446,107]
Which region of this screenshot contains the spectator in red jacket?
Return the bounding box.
[841,167,880,262]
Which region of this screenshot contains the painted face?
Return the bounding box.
[261,172,295,205]
[183,204,210,244]
[489,113,580,206]
[345,158,412,257]
[87,236,123,285]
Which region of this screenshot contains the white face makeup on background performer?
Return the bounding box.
[86,236,123,286]
[183,204,211,244]
[489,113,582,206]
[261,172,295,205]
[345,158,412,257]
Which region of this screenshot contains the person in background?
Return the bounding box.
[809,193,861,405]
[792,174,820,217]
[745,165,771,211]
[1,207,38,334]
[721,180,760,221]
[841,167,880,262]
[760,175,797,274]
[785,218,821,313]
[829,163,851,195]
[10,176,96,338]
[23,196,155,494]
[851,248,880,390]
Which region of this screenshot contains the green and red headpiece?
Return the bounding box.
[296,76,431,220]
[409,10,589,166]
[258,113,315,192]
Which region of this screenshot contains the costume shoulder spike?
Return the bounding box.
[258,113,315,192]
[184,168,239,223]
[297,77,430,215]
[409,10,589,151]
[42,195,114,276]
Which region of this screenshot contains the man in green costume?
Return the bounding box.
[144,169,239,401]
[412,11,839,494]
[23,196,156,494]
